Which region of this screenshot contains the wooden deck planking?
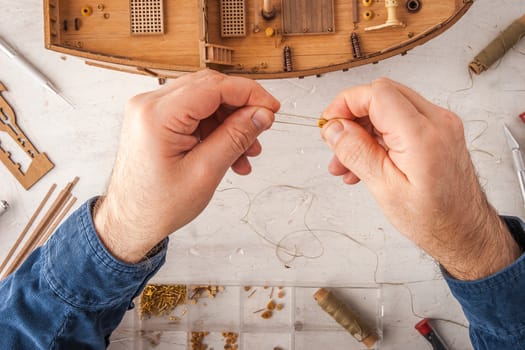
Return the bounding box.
[281,0,334,35]
[56,0,201,66]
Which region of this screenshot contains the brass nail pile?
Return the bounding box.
[140,284,187,318]
[140,284,226,319]
[189,285,225,304]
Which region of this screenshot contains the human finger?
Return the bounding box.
[190,106,274,177]
[328,156,348,176]
[385,79,446,119]
[156,74,279,136]
[245,139,262,157]
[231,156,252,175]
[322,80,427,146]
[342,172,361,185]
[321,119,401,184]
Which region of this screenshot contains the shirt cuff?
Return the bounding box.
[443,216,525,338]
[42,197,168,310]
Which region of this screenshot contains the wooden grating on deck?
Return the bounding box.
[130,0,165,35]
[220,0,246,37]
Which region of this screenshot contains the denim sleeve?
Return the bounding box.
[443,216,525,350]
[0,197,167,350]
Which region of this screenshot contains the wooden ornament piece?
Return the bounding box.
[0,82,54,190]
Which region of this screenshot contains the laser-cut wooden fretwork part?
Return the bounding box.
[130,0,165,35]
[204,43,234,66]
[0,83,54,190]
[220,0,246,37]
[365,0,405,32]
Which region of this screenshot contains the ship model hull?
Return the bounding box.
[44,0,473,79]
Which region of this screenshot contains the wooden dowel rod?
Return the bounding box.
[0,183,57,275]
[2,177,80,278]
[35,193,72,246]
[37,196,77,248]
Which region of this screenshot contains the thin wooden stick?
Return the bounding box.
[37,196,77,247]
[0,183,57,275]
[34,193,72,246]
[1,177,79,279]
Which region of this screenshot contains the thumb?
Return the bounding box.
[192,106,274,175]
[322,119,389,183]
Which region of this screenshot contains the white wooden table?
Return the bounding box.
[1,1,524,349]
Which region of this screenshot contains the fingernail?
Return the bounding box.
[252,109,273,130]
[323,121,344,146]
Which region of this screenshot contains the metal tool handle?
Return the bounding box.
[518,170,525,207]
[0,37,17,58]
[0,200,9,216]
[511,149,525,207]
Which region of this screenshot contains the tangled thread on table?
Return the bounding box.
[218,185,468,330]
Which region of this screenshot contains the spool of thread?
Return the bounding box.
[0,200,9,216]
[469,14,525,75]
[314,288,378,348]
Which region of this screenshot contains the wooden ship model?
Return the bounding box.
[43,0,473,80]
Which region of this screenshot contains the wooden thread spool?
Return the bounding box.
[314,288,378,348]
[385,0,402,26]
[365,0,405,31]
[469,14,525,75]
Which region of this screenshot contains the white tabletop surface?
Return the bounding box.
[1,1,524,349]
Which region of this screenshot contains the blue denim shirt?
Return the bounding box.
[0,199,524,349]
[0,198,167,349]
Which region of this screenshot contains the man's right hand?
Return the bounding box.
[93,70,279,264]
[320,78,520,280]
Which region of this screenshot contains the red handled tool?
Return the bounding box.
[415,318,449,350]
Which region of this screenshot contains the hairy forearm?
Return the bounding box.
[433,204,521,281]
[93,195,156,264]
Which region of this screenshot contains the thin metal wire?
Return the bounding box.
[276,111,319,120]
[273,111,321,128]
[273,120,318,128]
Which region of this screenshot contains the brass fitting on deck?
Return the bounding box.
[81,6,93,17]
